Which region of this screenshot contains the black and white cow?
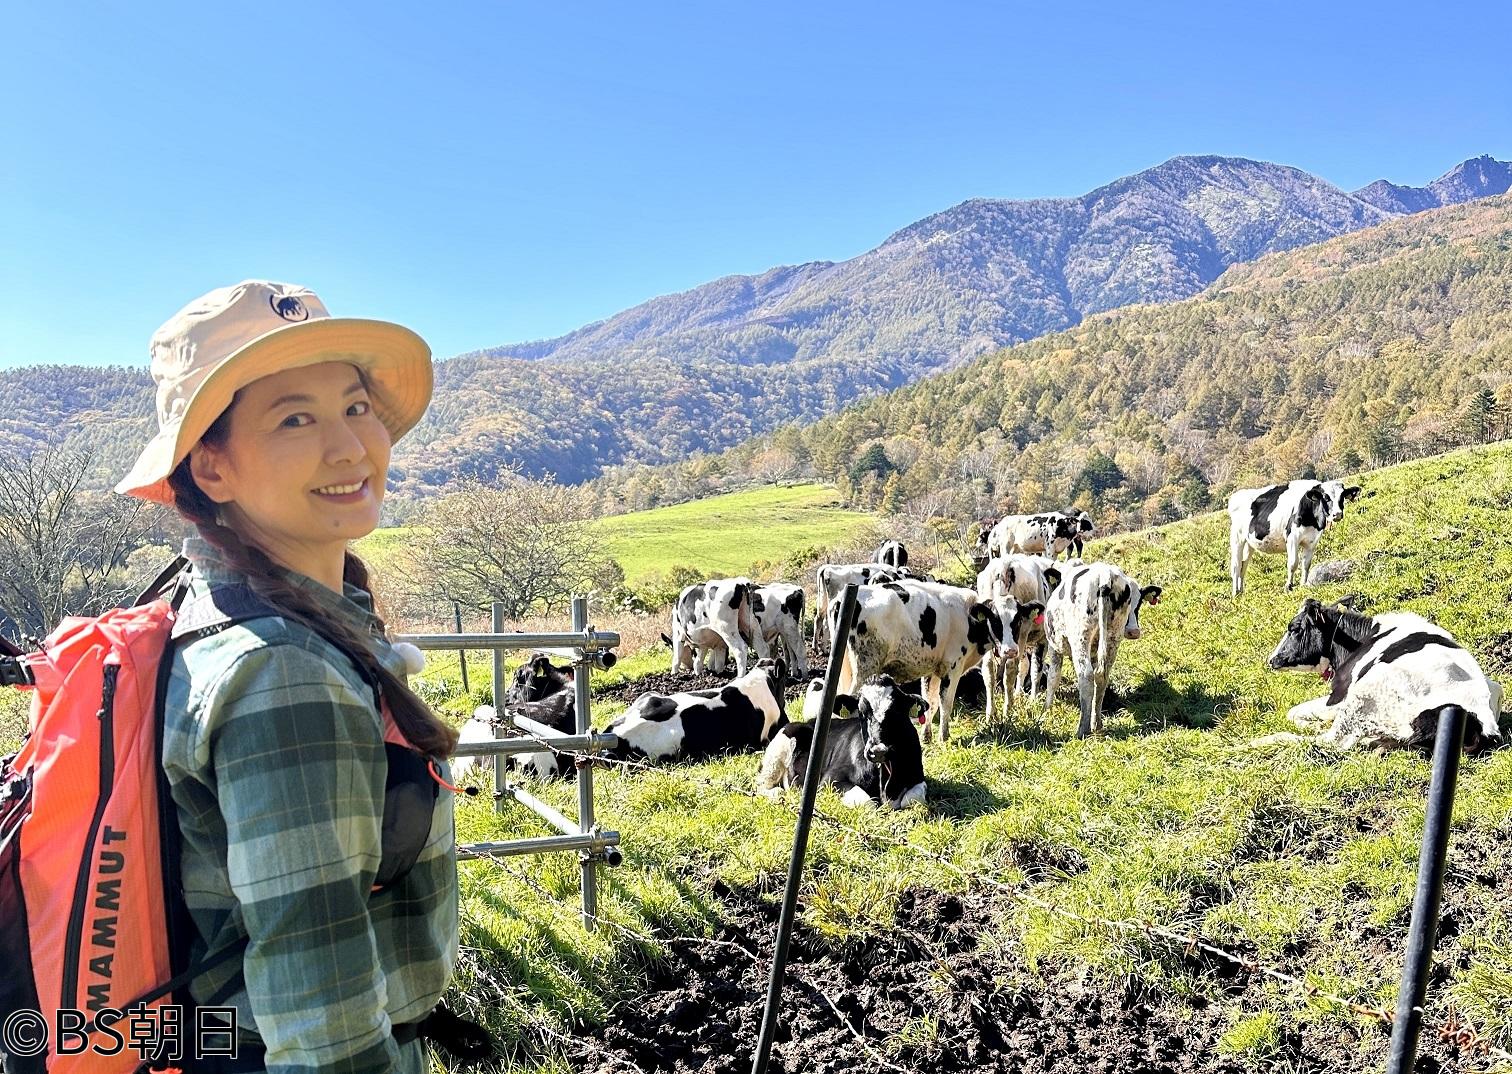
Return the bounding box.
[1228,480,1362,596]
[751,582,808,677]
[833,579,1015,742]
[984,512,1087,562]
[455,695,579,783]
[506,653,574,705]
[814,563,902,647]
[670,577,757,676]
[756,675,928,810]
[1043,562,1162,737]
[606,659,789,763]
[874,540,909,569]
[975,554,1060,717]
[1258,599,1503,751]
[1062,510,1095,558]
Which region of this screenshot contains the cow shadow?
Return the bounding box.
[1106,674,1238,737]
[923,775,1007,820]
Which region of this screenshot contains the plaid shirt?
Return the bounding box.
[161,538,458,1074]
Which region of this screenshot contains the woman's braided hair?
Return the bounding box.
[166,401,458,758]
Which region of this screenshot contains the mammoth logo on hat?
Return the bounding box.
[270,294,310,322]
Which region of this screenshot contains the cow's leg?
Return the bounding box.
[1229,532,1246,597]
[717,628,749,677]
[787,626,809,677]
[1286,696,1332,731]
[921,676,945,743]
[1284,531,1302,591]
[938,676,962,743]
[671,618,686,674]
[982,654,998,723]
[1299,536,1317,587]
[1044,647,1063,714]
[1071,650,1097,738]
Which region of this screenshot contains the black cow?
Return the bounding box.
[757,675,927,809]
[507,653,574,704]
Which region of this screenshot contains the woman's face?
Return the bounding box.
[188,361,391,571]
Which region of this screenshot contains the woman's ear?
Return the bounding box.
[187,443,235,504]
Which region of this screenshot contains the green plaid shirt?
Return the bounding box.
[161,538,458,1074]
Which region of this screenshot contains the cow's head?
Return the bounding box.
[508,654,572,705]
[1009,601,1046,650]
[1076,511,1095,536]
[753,657,788,711]
[857,675,928,809]
[1267,598,1338,675]
[1123,584,1163,640]
[968,599,1016,661]
[1320,481,1362,524]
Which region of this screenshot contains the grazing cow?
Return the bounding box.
[1043,563,1162,737]
[506,653,574,705]
[874,540,909,568]
[1228,480,1362,596]
[984,512,1084,561]
[976,554,1060,717]
[1258,599,1503,751]
[814,563,903,647]
[751,582,808,677]
[607,659,789,763]
[833,579,1015,742]
[670,577,757,676]
[756,675,928,809]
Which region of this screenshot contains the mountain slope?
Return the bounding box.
[1354,154,1512,214]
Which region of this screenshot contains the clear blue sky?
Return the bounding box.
[4,0,1510,370]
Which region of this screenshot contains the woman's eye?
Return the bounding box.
[281,413,313,428]
[348,400,372,417]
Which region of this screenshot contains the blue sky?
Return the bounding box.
[4,0,1510,370]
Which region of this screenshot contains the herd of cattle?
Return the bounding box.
[454,478,1506,808]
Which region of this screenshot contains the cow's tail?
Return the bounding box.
[1095,584,1116,681]
[735,582,755,645]
[756,731,798,796]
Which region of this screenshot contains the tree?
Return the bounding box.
[0,448,162,638]
[390,466,607,623]
[1459,387,1502,445]
[849,443,894,483]
[1072,449,1125,499]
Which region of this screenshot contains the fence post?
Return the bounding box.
[491,601,509,814]
[454,602,469,695]
[572,595,599,930]
[1385,704,1467,1074]
[751,583,860,1074]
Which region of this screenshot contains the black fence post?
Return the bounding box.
[454,602,469,694]
[1385,704,1467,1074]
[751,584,860,1074]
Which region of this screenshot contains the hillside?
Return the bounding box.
[3,154,1508,493]
[656,193,1512,528]
[413,441,1512,1073]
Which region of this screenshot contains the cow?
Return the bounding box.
[1257,599,1503,751]
[976,554,1060,717]
[751,582,808,677]
[756,675,928,810]
[814,563,903,647]
[670,577,757,676]
[1043,562,1163,737]
[833,578,1015,743]
[1062,510,1095,558]
[455,694,579,783]
[506,653,574,705]
[606,659,789,763]
[984,512,1086,561]
[874,540,909,568]
[1228,480,1362,596]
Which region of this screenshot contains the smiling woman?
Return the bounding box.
[112,281,482,1073]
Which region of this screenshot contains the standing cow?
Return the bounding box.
[874,540,909,568]
[985,512,1088,562]
[1259,598,1503,751]
[1043,562,1162,737]
[670,577,756,677]
[976,554,1060,717]
[834,579,1015,743]
[814,563,902,647]
[1228,480,1361,596]
[751,582,808,677]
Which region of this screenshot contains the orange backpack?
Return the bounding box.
[0,560,257,1073]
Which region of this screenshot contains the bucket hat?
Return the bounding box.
[116,280,433,504]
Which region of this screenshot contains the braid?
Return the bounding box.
[168,459,459,758]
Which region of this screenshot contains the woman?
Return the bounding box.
[116,280,466,1073]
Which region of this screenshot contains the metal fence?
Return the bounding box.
[396,596,621,930]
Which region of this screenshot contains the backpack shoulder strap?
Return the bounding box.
[170,583,282,641]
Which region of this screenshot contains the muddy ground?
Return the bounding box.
[552,884,1483,1074]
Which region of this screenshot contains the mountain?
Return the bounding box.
[1353,154,1512,214]
[3,153,1509,494]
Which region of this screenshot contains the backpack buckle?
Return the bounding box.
[0,656,34,687]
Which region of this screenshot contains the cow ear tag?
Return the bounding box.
[1034,613,1045,626]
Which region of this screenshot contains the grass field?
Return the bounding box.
[435,442,1512,1071]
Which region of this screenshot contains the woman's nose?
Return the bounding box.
[324,420,367,464]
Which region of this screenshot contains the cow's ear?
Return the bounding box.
[531,656,551,678]
[834,693,859,716]
[774,658,788,685]
[1343,485,1362,502]
[1044,567,1062,591]
[969,602,992,623]
[902,692,929,719]
[1141,586,1163,606]
[1022,601,1044,626]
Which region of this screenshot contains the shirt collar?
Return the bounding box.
[180,535,384,638]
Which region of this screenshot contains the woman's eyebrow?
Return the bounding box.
[264,381,366,412]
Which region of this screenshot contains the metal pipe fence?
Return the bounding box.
[396,597,622,930]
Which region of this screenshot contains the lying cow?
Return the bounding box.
[814,563,902,647]
[670,577,756,676]
[834,579,1014,742]
[607,659,788,763]
[507,653,573,704]
[752,582,808,676]
[1043,563,1162,737]
[757,675,927,809]
[976,554,1060,717]
[874,540,909,568]
[1259,598,1503,751]
[984,512,1087,561]
[454,698,577,783]
[1228,480,1361,596]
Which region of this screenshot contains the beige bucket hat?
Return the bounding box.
[117,280,433,504]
